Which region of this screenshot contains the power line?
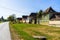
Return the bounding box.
[0,5,29,13]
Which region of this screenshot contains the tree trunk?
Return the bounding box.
[37,18,40,24]
[34,19,37,24]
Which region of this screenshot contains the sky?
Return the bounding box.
[0,0,60,19]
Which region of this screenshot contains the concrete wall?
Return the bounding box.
[49,21,60,27]
[49,21,60,24]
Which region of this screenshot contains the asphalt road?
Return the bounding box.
[0,22,11,40]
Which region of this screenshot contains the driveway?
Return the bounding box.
[0,22,11,40]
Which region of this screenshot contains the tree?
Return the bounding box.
[7,14,16,22]
[37,10,43,24]
[1,16,4,22]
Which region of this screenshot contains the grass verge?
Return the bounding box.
[10,22,60,40]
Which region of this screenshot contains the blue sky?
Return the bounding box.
[0,0,60,19]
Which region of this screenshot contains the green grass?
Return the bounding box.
[10,22,60,40]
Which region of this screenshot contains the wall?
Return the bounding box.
[49,21,60,27]
[40,14,49,25]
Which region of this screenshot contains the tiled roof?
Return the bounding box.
[44,7,56,13]
[29,13,37,17]
[17,18,22,20]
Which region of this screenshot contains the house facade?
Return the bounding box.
[29,13,37,24]
[40,7,60,26]
[17,18,22,23]
[22,15,29,23]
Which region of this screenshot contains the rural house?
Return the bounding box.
[17,18,22,23]
[40,7,60,27]
[22,15,29,23]
[19,7,60,27]
[29,13,37,24]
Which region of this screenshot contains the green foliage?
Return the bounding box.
[37,10,43,18]
[0,16,5,22]
[37,10,43,24]
[7,14,16,22]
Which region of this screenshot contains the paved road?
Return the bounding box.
[0,22,11,40]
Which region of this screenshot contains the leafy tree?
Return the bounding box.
[7,14,16,22]
[1,16,4,22]
[37,10,43,24]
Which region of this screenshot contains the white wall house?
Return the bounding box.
[39,7,60,27]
